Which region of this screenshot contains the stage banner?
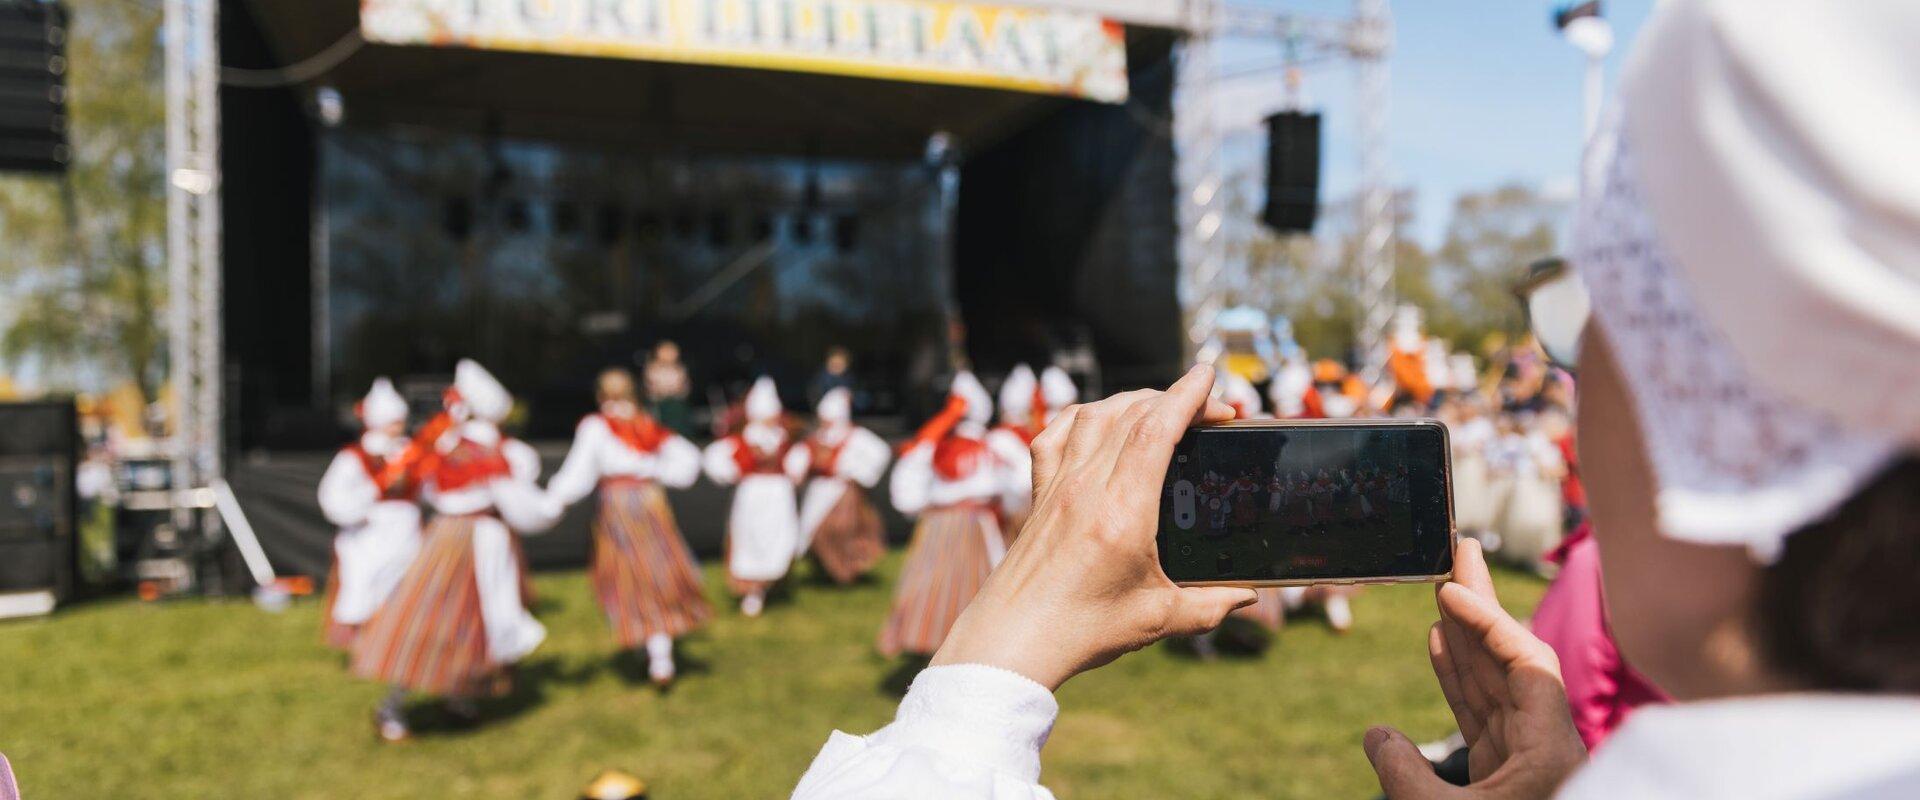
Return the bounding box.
[361,0,1129,103]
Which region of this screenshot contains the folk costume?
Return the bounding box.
[702,377,807,617]
[317,378,423,650]
[987,365,1041,542]
[797,387,891,585]
[547,394,710,684]
[879,371,1011,658]
[350,359,561,741]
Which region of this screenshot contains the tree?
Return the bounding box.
[0,0,166,404]
[1426,183,1567,350]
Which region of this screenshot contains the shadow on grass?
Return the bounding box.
[878,656,930,698]
[402,656,598,736]
[607,645,714,688]
[1162,618,1276,660]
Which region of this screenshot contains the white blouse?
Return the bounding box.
[545,414,702,507]
[792,665,1059,800]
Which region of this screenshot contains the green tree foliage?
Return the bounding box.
[0,0,165,402]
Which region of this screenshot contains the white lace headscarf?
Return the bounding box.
[1574,0,1919,562]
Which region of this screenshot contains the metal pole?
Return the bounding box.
[1351,0,1393,371]
[163,0,222,545]
[1175,0,1225,359]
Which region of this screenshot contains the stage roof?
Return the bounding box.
[234,0,1178,160]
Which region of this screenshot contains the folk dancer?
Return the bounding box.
[546,368,710,685]
[317,377,423,650]
[702,377,807,617]
[987,364,1041,541]
[350,359,561,741]
[878,372,1013,658]
[796,387,891,585]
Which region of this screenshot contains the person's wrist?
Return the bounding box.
[930,601,1076,691]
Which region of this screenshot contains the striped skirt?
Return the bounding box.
[592,482,712,648]
[319,549,356,651]
[878,505,998,657]
[349,516,506,698]
[809,485,885,585]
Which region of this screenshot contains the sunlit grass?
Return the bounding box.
[0,554,1544,798]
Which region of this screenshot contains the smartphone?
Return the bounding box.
[1157,419,1454,587]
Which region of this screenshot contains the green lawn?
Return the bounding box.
[0,555,1545,799]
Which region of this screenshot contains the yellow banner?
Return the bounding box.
[361,0,1129,103]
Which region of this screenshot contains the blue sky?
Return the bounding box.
[1212,0,1656,245]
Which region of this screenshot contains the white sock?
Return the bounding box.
[646,633,674,680]
[1279,586,1308,611]
[1326,595,1354,631]
[742,593,764,617]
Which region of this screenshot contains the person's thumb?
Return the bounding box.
[1163,586,1258,637]
[1364,726,1456,800]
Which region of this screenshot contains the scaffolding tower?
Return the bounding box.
[1176,0,1395,367]
[163,0,221,533]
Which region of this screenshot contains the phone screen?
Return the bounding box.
[1157,422,1453,584]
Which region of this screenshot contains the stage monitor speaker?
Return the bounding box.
[0,400,77,610]
[0,1,69,175]
[1262,110,1321,234]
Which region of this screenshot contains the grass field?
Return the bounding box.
[0,554,1545,799]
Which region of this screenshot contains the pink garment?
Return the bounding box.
[1531,524,1669,750]
[0,753,18,800]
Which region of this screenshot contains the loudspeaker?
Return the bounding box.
[0,400,76,608]
[0,0,69,175]
[1262,111,1321,234]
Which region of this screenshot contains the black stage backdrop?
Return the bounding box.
[227,440,916,580]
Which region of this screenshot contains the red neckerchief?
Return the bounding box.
[348,443,419,501]
[808,432,848,477]
[601,412,668,454]
[428,437,512,494]
[729,431,791,476]
[932,434,986,481]
[994,422,1039,445]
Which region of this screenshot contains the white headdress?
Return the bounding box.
[1039,367,1077,421]
[816,386,851,424]
[358,377,407,428]
[948,371,993,426]
[998,364,1037,421]
[1574,0,1917,561]
[744,376,782,422]
[452,359,512,423]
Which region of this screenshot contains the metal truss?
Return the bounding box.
[164,0,222,529]
[1175,0,1395,367]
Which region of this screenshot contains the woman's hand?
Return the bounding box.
[1363,539,1587,799]
[930,364,1257,690]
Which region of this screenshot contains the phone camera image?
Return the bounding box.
[1157,424,1452,585]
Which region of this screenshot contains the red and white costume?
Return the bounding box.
[317,378,423,650]
[702,377,807,615]
[797,387,891,584]
[879,371,1013,658]
[987,364,1041,541]
[1267,357,1323,420]
[1038,366,1077,424]
[547,398,710,680]
[351,360,561,701]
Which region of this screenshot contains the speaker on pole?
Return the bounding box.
[1261,110,1321,234]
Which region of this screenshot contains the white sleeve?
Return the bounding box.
[838,428,893,488]
[494,439,562,534]
[986,430,1034,510]
[888,444,934,516]
[545,417,605,508]
[503,438,544,483]
[317,450,378,528]
[703,438,743,486]
[784,442,813,484]
[791,665,1059,800]
[655,435,702,490]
